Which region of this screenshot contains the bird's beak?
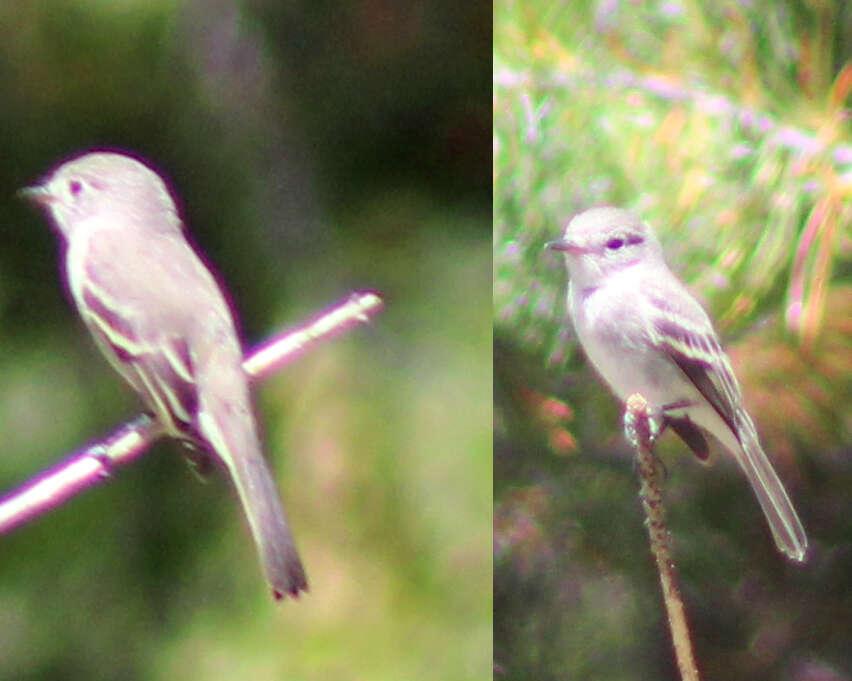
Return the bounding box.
[545,237,585,254]
[17,184,55,206]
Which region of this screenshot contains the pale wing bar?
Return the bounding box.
[80,279,199,438]
[650,313,808,561]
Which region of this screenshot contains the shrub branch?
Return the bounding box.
[0,291,383,535]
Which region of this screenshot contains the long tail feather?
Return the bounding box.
[198,401,307,598]
[733,411,807,562]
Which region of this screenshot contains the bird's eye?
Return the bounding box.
[69,180,83,197]
[605,238,624,250]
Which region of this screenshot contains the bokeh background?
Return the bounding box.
[0,2,490,680]
[495,1,851,680]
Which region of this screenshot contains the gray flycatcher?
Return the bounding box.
[22,151,307,598]
[547,206,807,562]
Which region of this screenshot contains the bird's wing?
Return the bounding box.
[73,229,219,436]
[664,416,710,460]
[642,277,807,561]
[642,279,742,441]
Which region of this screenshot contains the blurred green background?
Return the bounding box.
[0,1,490,680]
[495,1,850,679]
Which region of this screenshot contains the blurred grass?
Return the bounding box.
[495,1,851,679]
[150,220,492,681]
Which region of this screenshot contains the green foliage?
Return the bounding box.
[495,0,852,678]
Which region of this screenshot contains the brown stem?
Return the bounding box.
[625,393,700,681]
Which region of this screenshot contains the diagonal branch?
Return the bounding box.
[0,291,383,536]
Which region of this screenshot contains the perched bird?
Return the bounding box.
[23,151,308,598]
[547,206,807,561]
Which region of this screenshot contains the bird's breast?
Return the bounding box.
[570,282,697,408]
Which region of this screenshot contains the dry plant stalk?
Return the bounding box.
[625,393,700,681]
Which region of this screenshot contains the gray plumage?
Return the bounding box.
[25,151,307,598]
[548,206,807,562]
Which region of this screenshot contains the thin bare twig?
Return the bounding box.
[624,393,700,681]
[0,291,383,535]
